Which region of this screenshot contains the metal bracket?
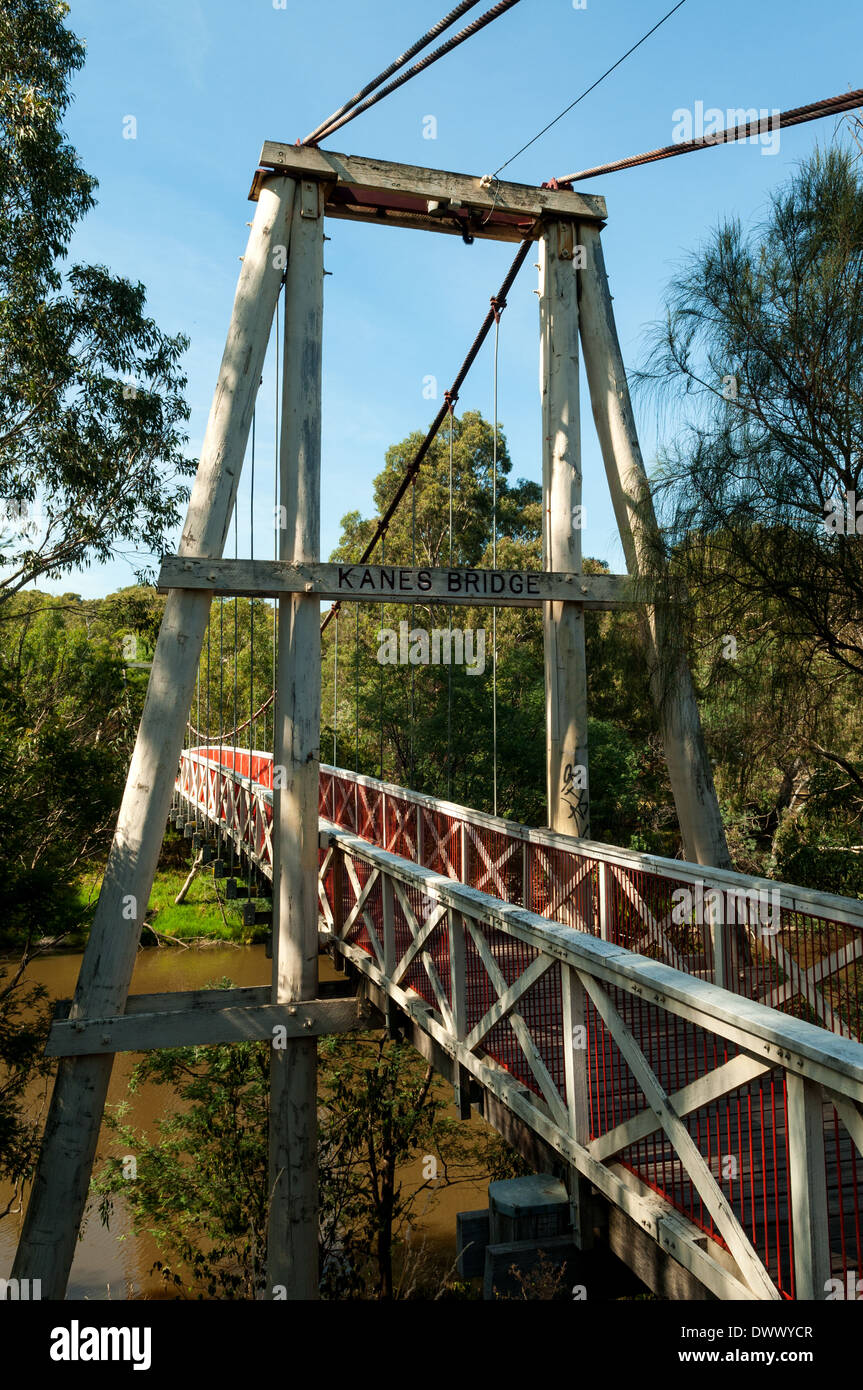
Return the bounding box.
[300,180,321,220]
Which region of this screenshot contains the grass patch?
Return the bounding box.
[74,841,269,946]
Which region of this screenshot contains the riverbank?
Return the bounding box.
[74,861,263,947]
[0,834,265,956]
[0,942,496,1299]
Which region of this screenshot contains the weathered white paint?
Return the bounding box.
[540,221,590,838]
[320,824,863,1300]
[320,823,863,1099]
[268,179,324,1300]
[786,1074,831,1299]
[256,143,607,237]
[577,222,731,870]
[13,175,297,1299]
[157,556,646,609]
[47,997,370,1055]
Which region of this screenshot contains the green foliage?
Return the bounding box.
[93,1021,516,1300]
[585,718,643,845]
[75,861,253,946]
[0,591,140,944]
[638,144,863,881]
[0,957,52,1220]
[0,0,194,600]
[95,1025,270,1300]
[643,147,863,682]
[0,0,95,294]
[317,1032,504,1298]
[323,409,672,839]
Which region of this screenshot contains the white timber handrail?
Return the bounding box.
[319,819,862,1303]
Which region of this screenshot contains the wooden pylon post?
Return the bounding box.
[540,219,590,838]
[577,221,732,872]
[540,217,594,1248]
[267,178,324,1298]
[12,175,297,1299]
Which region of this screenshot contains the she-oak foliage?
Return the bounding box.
[639,143,863,877]
[0,0,195,600]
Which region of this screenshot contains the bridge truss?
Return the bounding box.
[13,144,863,1302]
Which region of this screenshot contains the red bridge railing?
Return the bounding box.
[176,747,863,1300]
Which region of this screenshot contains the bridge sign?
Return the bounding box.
[157,556,650,609]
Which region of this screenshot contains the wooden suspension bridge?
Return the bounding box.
[12,139,863,1303]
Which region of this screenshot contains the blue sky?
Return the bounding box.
[46,0,863,597]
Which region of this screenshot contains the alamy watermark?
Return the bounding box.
[672,102,781,156]
[376,621,486,676]
[671,881,781,936]
[1,497,44,539]
[824,490,863,535]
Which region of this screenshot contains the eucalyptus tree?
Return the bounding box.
[0,0,194,603]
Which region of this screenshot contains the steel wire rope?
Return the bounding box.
[321,236,532,637]
[490,0,689,180]
[304,0,485,144]
[447,403,454,800]
[555,88,863,184]
[308,0,525,145]
[491,306,500,818]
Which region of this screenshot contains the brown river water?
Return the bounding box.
[0,944,491,1300]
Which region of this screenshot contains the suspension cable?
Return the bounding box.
[379,529,386,779]
[447,401,454,801]
[491,0,689,180]
[304,0,485,145]
[321,236,532,636]
[333,611,339,766]
[554,88,863,185]
[491,301,500,817]
[308,0,524,146]
[354,604,360,773]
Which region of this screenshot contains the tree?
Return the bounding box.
[92,1013,516,1299]
[639,143,863,881]
[0,591,146,947]
[0,955,52,1222]
[323,409,667,842]
[0,0,194,600]
[0,0,195,1206]
[641,145,863,677]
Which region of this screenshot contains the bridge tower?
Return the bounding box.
[13,147,729,1299]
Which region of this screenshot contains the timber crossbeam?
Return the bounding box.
[157,557,656,609]
[46,990,374,1057]
[251,145,607,243]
